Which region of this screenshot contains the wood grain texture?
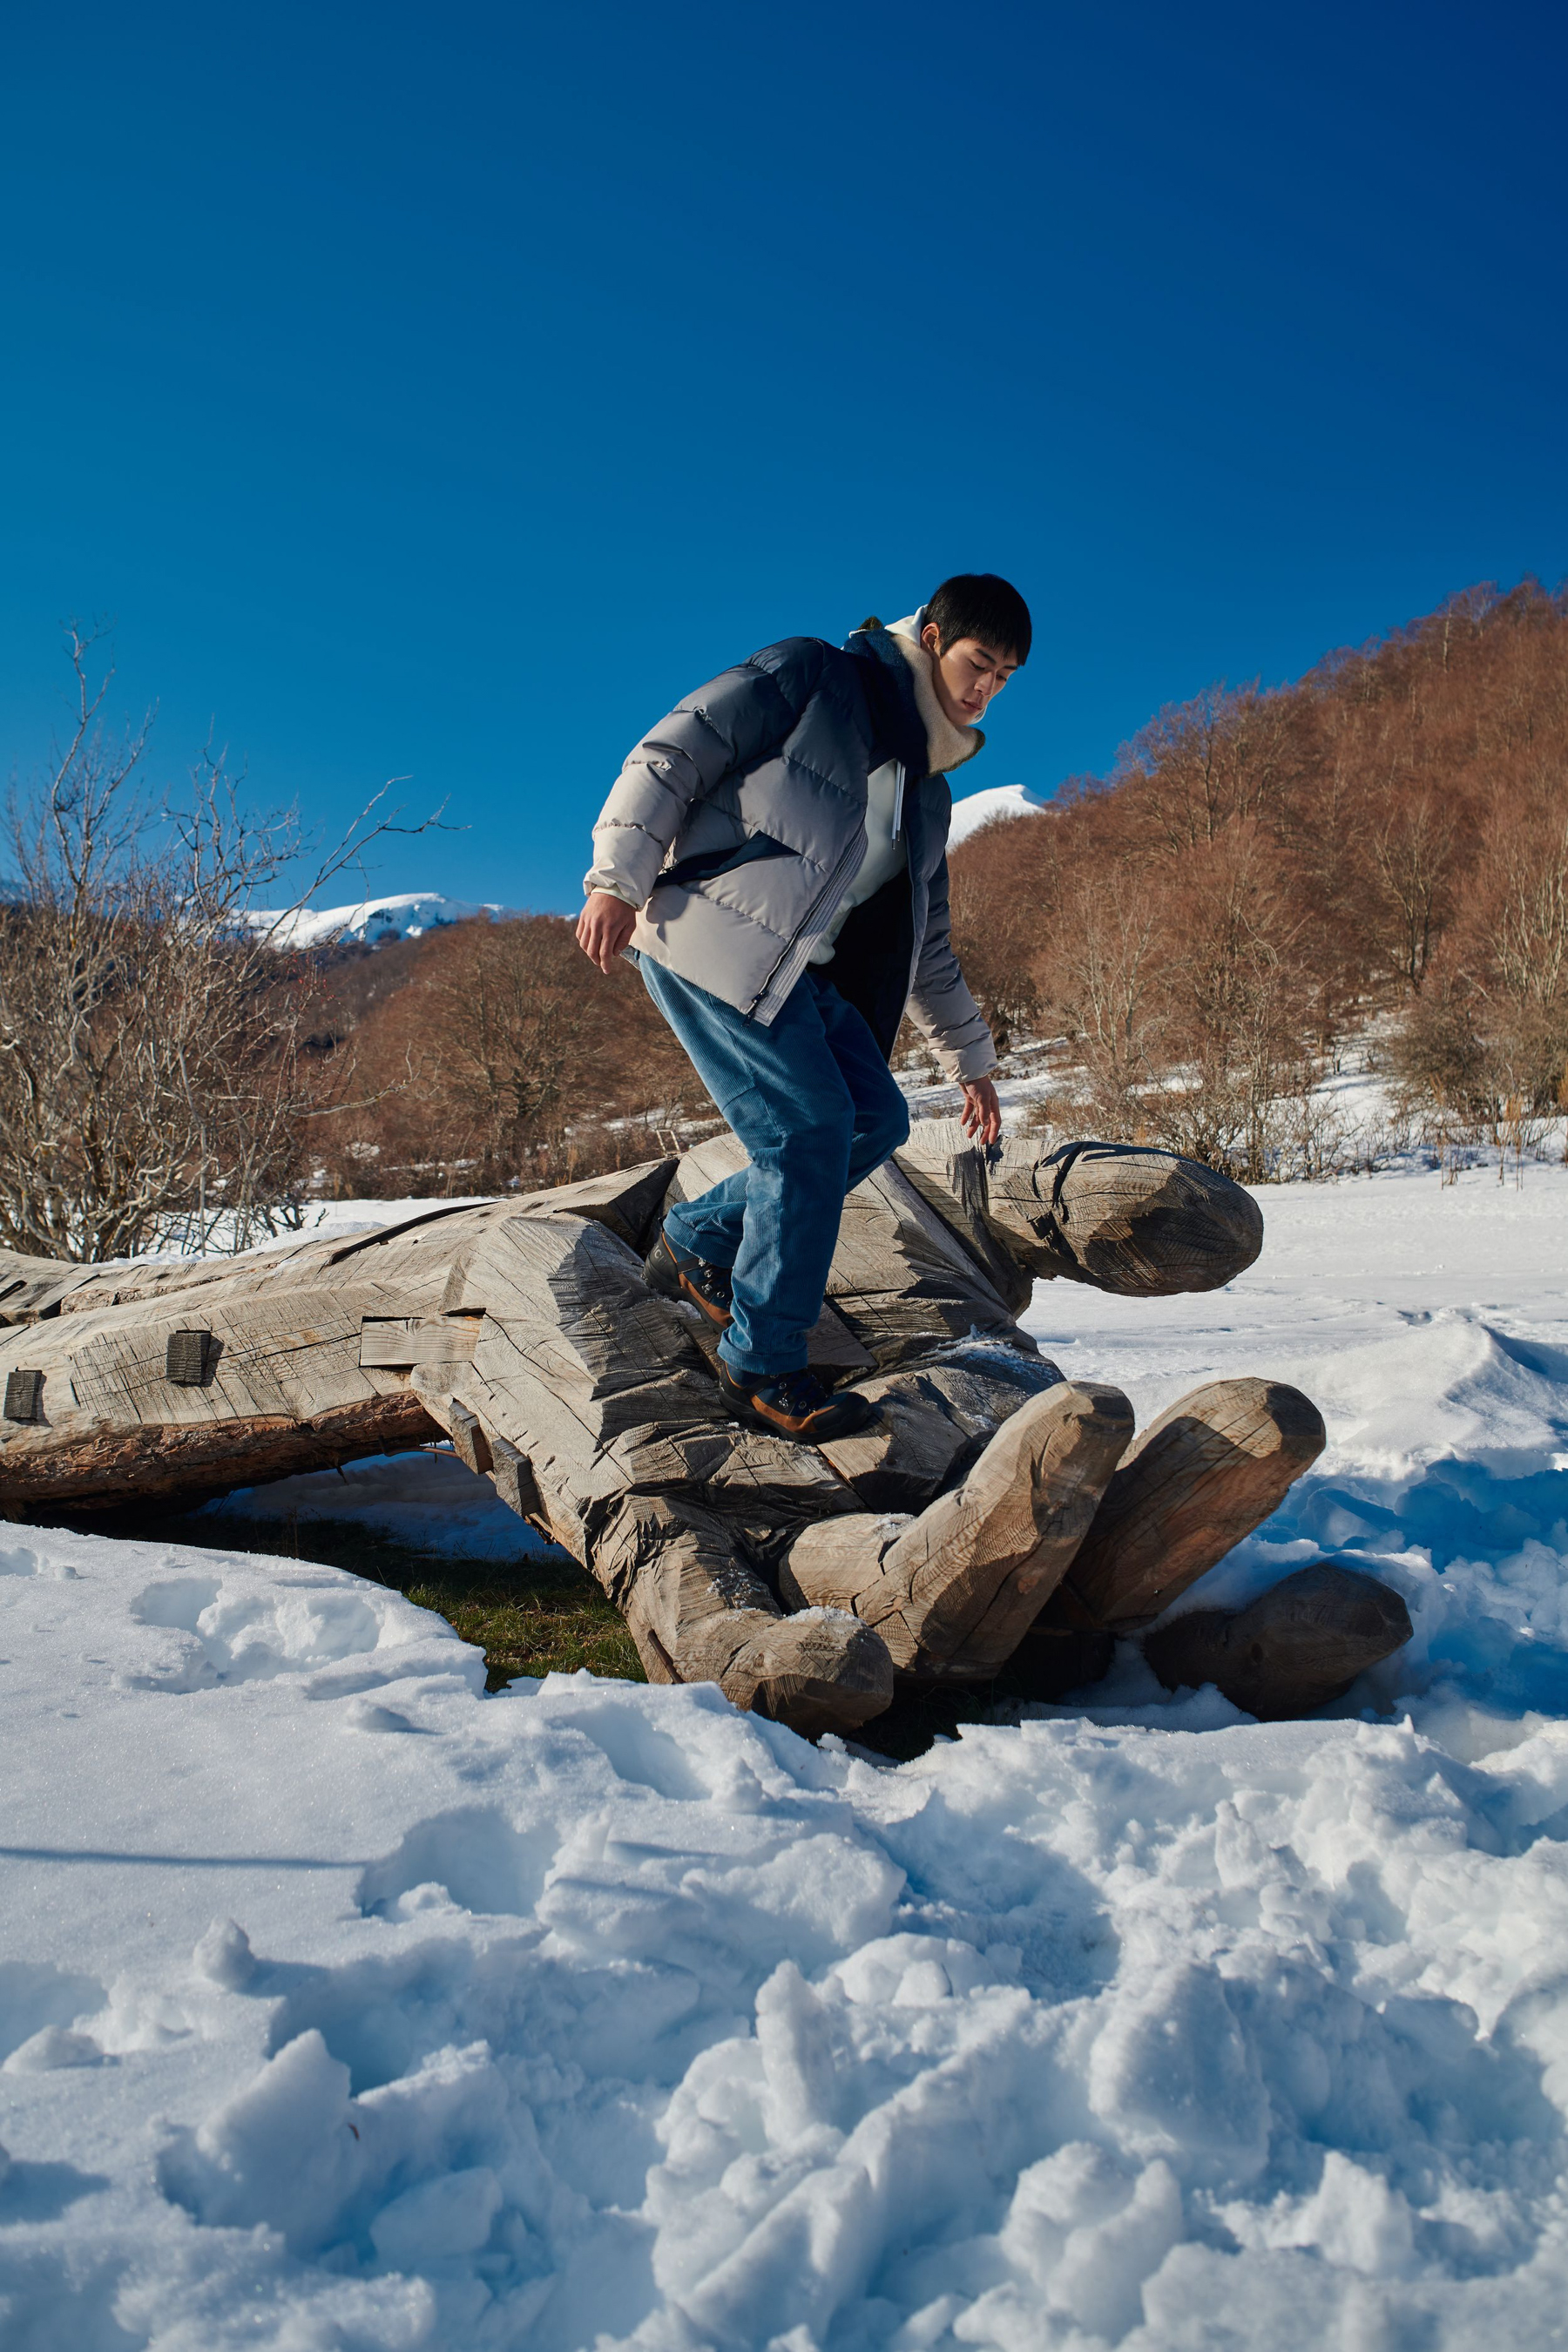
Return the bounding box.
[826,1159,1024,1373]
[1044,1377,1327,1632]
[506,1158,679,1254]
[0,1389,440,1507]
[358,1315,481,1369]
[0,1151,1355,1727]
[784,1382,1132,1678]
[894,1122,1034,1315]
[1143,1561,1412,1718]
[981,1140,1265,1295]
[817,1344,1064,1514]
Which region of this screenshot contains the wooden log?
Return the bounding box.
[1143,1562,1412,1718]
[0,1255,105,1327]
[0,1391,441,1510]
[667,1129,1028,1369]
[0,1260,456,1510]
[507,1157,679,1254]
[430,1215,854,1545]
[1044,1378,1326,1632]
[595,1491,893,1736]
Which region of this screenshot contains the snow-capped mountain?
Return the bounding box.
[242,890,518,950]
[947,781,1050,847]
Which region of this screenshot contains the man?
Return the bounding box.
[577,573,1029,1444]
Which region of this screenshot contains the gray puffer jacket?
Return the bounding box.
[585,616,997,1079]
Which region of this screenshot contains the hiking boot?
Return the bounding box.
[644,1229,733,1329]
[718,1362,880,1443]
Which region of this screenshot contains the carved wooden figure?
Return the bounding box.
[0,1128,1409,1733]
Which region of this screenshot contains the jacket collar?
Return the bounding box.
[843,612,984,779]
[886,611,985,774]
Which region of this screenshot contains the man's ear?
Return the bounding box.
[920,621,943,658]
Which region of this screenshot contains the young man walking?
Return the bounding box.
[577,573,1030,1443]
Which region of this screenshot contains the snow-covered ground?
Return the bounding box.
[3,1163,1568,2349]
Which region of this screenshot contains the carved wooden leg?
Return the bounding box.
[414,1358,895,1739]
[593,1491,894,1736]
[780,1382,1133,1680]
[1143,1561,1412,1718]
[1038,1378,1327,1636]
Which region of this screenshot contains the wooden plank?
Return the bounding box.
[358,1315,481,1369]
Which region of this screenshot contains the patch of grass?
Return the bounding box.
[61,1502,645,1694]
[402,1569,645,1689]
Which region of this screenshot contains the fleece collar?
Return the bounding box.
[884,610,985,775]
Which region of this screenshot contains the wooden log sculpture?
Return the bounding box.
[0,1127,1408,1734]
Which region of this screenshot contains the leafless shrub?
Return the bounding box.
[0,628,439,1260]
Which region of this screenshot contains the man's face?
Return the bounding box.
[919,624,1022,727]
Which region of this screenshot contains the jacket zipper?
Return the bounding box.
[747,829,867,1017]
[746,758,908,1017]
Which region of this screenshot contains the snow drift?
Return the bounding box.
[2,1164,1567,2349]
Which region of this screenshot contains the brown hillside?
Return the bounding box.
[948,581,1568,1174]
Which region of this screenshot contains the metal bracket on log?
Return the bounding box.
[3,1368,43,1422]
[166,1329,211,1386]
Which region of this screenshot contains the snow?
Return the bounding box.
[243,891,517,950]
[947,784,1050,848]
[199,1446,561,1564]
[3,1162,1568,2348]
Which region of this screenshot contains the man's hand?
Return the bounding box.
[958,1074,1002,1146]
[577,889,639,974]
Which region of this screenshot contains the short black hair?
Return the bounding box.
[924,573,1031,664]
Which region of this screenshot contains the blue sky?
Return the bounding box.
[2,1,1563,913]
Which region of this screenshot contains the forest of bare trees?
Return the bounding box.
[3,583,1564,1259]
[944,580,1568,1178]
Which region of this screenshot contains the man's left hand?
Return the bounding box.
[958,1075,1002,1145]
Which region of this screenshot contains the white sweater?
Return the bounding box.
[808,758,907,964]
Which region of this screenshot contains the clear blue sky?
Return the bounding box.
[2,2,1563,913]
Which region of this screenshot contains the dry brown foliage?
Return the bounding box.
[310,914,706,1197]
[949,580,1568,1173]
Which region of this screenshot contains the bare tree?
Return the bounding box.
[0,628,441,1261]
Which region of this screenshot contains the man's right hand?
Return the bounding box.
[577,889,639,973]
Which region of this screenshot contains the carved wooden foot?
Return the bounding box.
[780,1382,1134,1680]
[594,1493,895,1737]
[1040,1377,1327,1635]
[1143,1561,1412,1718]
